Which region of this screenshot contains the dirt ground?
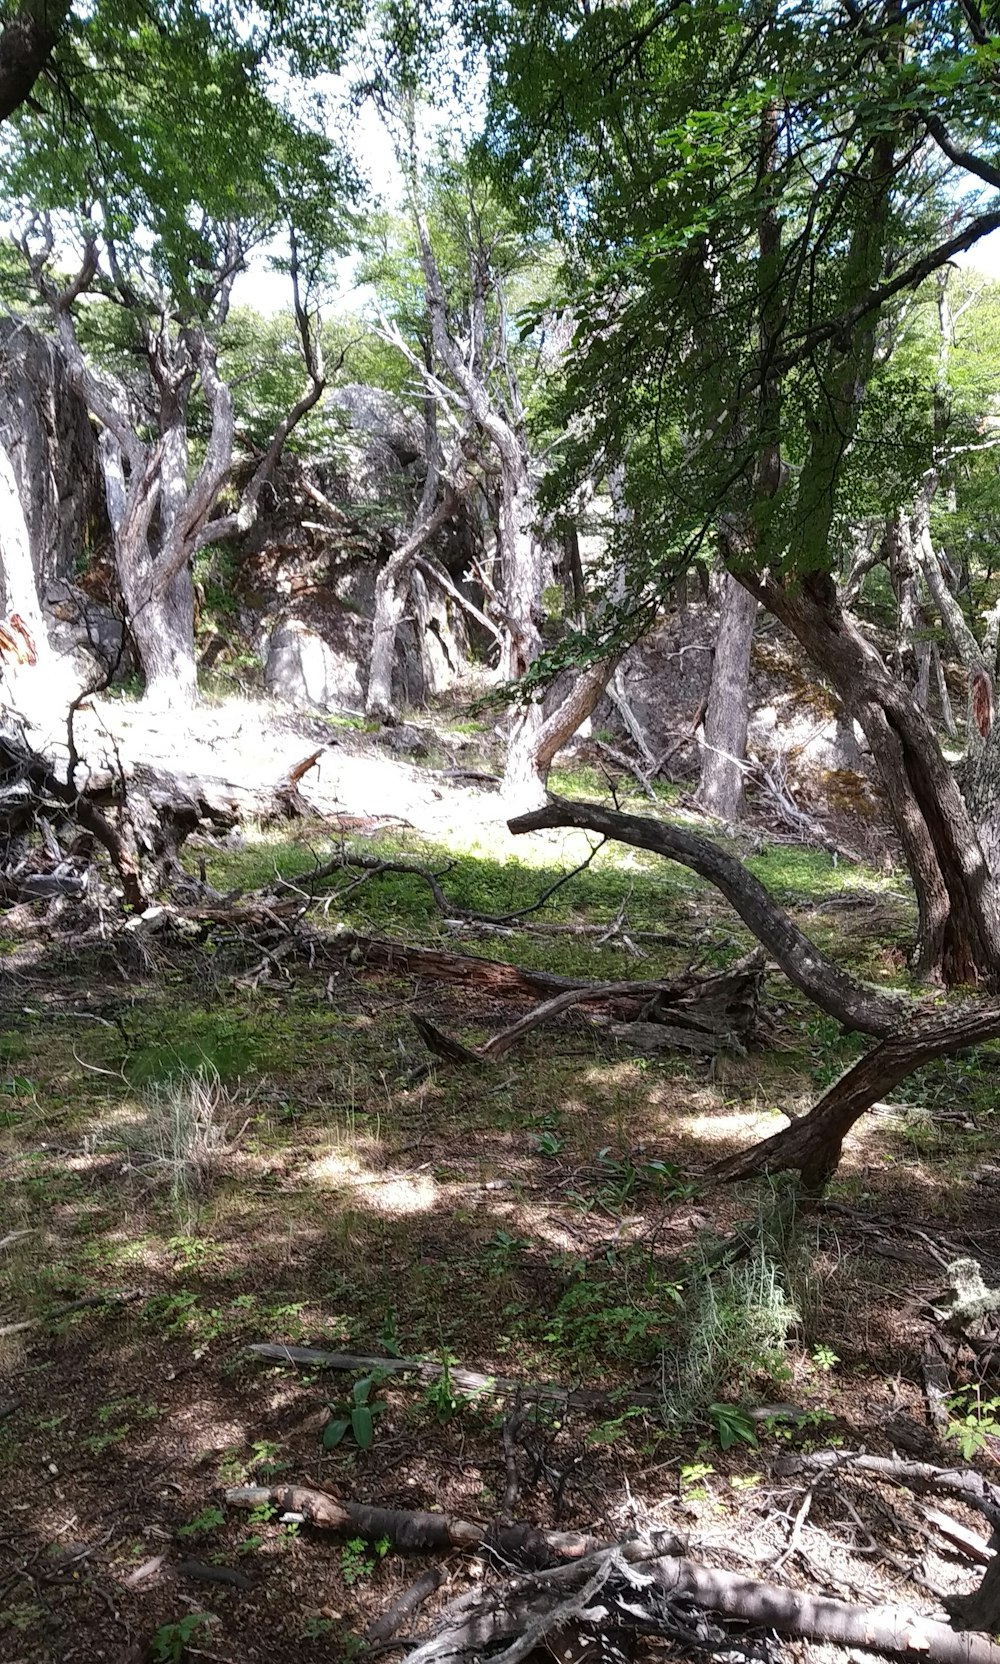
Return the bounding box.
[1,700,998,1664]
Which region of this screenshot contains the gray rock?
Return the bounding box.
[44,579,134,685]
[265,614,366,713]
[0,315,103,600]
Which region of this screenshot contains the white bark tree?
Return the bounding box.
[20,216,325,708]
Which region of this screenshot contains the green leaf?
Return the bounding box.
[322,1417,350,1449]
[351,1405,375,1449]
[353,1376,374,1405]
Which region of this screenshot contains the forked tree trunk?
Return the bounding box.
[740,568,1000,986]
[697,572,758,821]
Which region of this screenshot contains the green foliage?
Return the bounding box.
[339,1534,390,1585]
[151,1613,213,1664]
[946,1387,1000,1461]
[322,1374,389,1449]
[661,1245,799,1425]
[177,1506,226,1541]
[707,1402,758,1451]
[420,1351,474,1422]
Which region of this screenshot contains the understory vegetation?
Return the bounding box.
[3,753,999,1657]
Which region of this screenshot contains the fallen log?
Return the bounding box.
[400,1540,1000,1664]
[245,1341,662,1412]
[412,956,764,1064]
[223,1483,627,1568]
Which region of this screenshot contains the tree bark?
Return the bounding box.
[697,572,758,821]
[118,542,198,709]
[0,0,69,124]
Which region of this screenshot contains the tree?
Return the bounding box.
[5,27,351,704]
[481,0,1000,984]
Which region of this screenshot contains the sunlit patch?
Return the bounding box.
[681,1109,783,1147]
[350,1172,438,1214]
[302,1141,369,1183]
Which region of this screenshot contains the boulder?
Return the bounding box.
[265,614,366,713]
[325,383,424,504]
[0,315,103,600]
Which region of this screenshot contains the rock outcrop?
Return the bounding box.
[0,315,102,602]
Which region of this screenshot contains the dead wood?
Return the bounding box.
[245,1341,662,1413]
[411,958,764,1064]
[923,1508,995,1565]
[365,1567,447,1646]
[224,1483,617,1567]
[774,1450,1000,1531]
[400,1537,1000,1664]
[0,1286,141,1338]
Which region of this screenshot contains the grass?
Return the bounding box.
[0,749,994,1656]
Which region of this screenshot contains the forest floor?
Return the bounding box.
[2,693,1000,1664]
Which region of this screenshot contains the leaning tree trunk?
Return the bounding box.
[697,571,758,822]
[740,568,1000,987]
[0,441,75,717]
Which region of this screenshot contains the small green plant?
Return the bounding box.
[300,1615,338,1640]
[420,1351,473,1422]
[679,1460,715,1502]
[339,1533,390,1585]
[151,1613,213,1663]
[707,1402,758,1451]
[323,1374,388,1450]
[811,1343,840,1372]
[530,1129,565,1156]
[946,1387,1000,1460]
[377,1307,403,1357]
[177,1505,225,1540]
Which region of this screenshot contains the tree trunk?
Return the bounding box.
[713,995,1000,1188]
[502,655,624,815]
[0,441,74,714]
[738,568,1000,986]
[367,556,410,723]
[948,1555,1000,1633]
[123,562,198,709]
[697,572,758,821]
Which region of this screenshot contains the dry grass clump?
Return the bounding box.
[114,1071,249,1211]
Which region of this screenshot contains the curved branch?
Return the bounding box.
[507,795,906,1036]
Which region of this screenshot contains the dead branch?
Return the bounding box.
[245,1341,662,1413]
[398,1537,1000,1664]
[774,1450,1000,1531]
[412,957,764,1065]
[366,1568,447,1646]
[509,794,905,1036]
[0,1287,141,1338]
[224,1483,619,1567]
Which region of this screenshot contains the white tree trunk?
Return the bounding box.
[121,559,198,709]
[697,572,758,822]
